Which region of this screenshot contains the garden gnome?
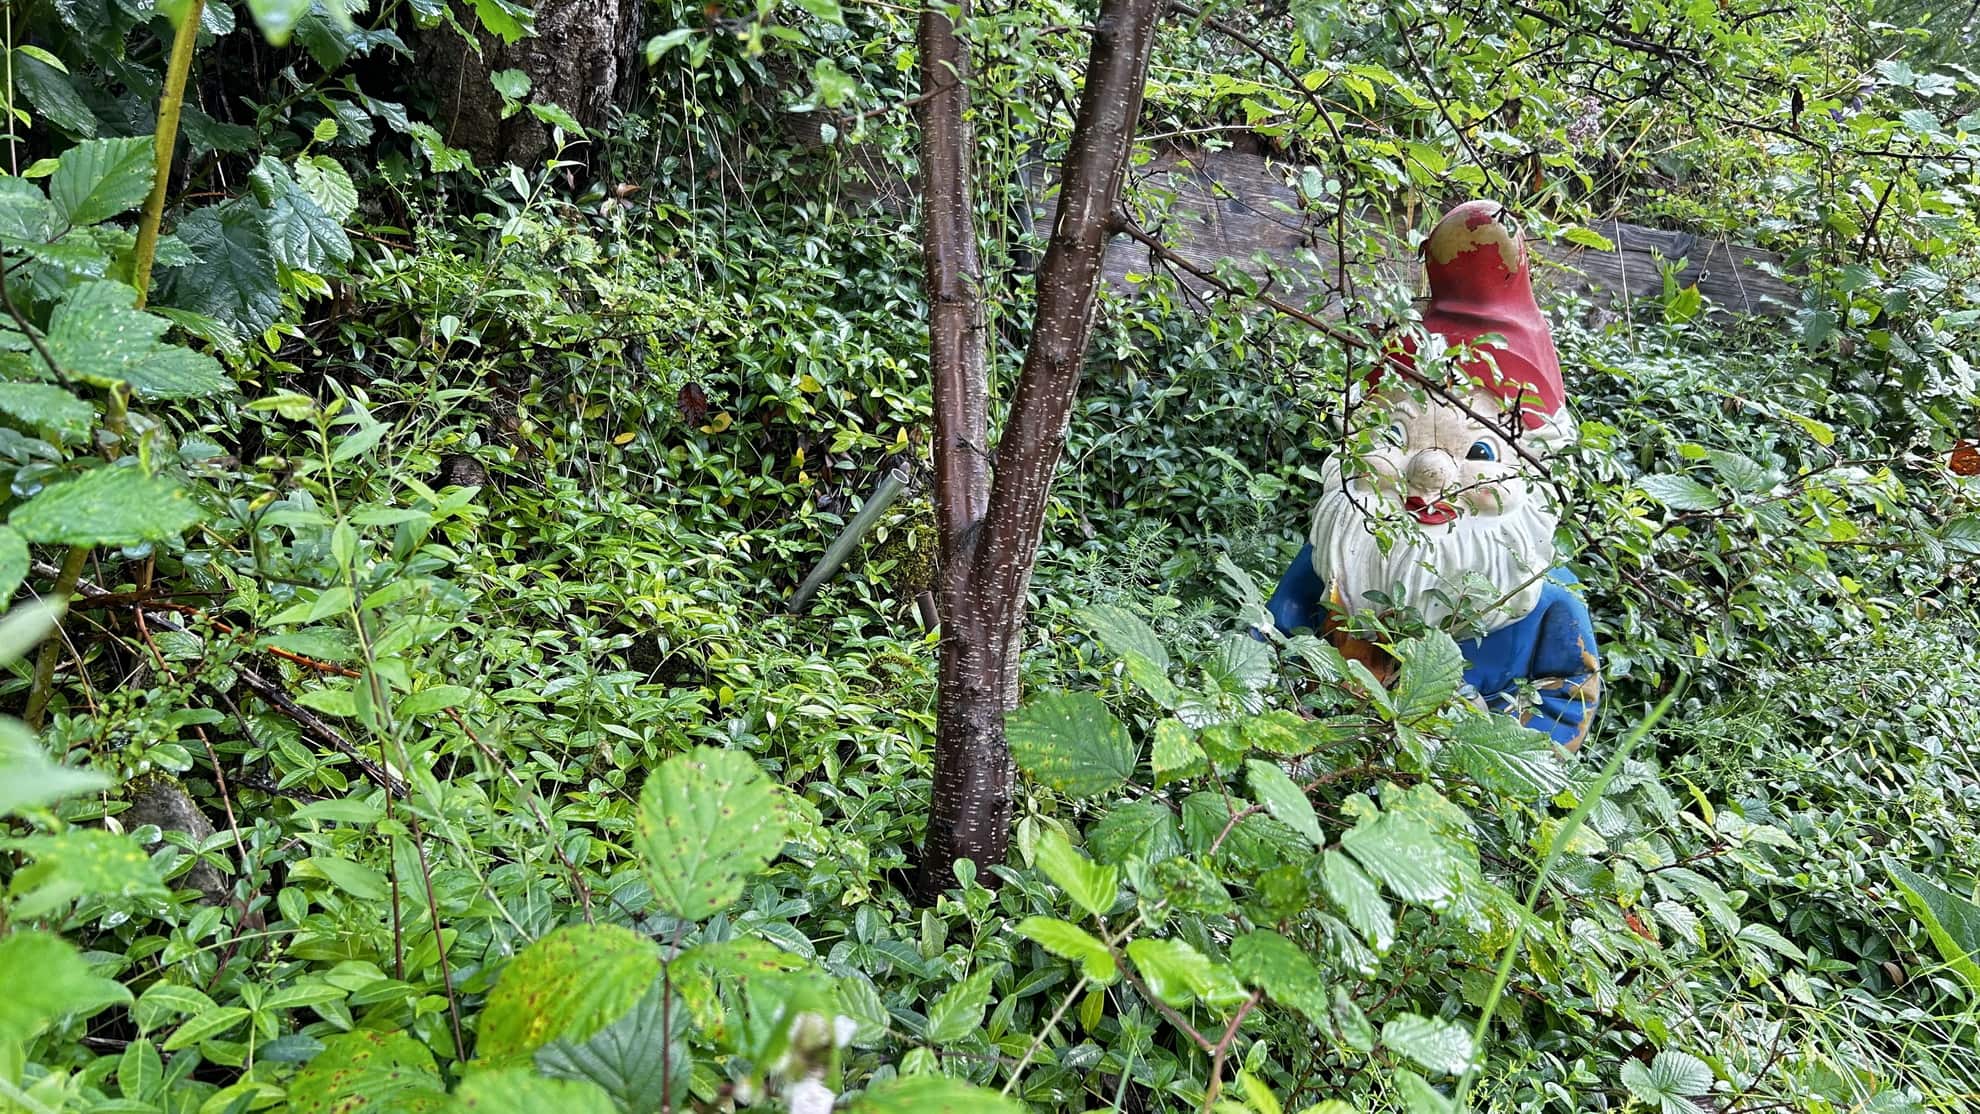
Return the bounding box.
[1265,200,1600,748]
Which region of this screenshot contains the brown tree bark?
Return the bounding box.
[915,0,1163,897]
[422,0,641,167]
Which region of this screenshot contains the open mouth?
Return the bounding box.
[1404,496,1459,526]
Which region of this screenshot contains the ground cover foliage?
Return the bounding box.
[1,0,1978,1111]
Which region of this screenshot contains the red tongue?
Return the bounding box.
[1404,496,1458,525]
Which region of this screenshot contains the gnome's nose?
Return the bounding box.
[1405,448,1457,495]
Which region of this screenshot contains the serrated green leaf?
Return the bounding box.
[634,746,788,921]
[1014,916,1119,985]
[1087,799,1184,865]
[3,829,169,916]
[851,1076,1026,1113]
[1341,809,1457,908]
[1443,715,1570,798]
[479,924,663,1063]
[295,155,359,221]
[1380,1013,1474,1076]
[43,280,231,399]
[16,53,97,139]
[1081,603,1179,706]
[163,200,282,337]
[1322,850,1393,952]
[9,464,204,547]
[287,1030,445,1114]
[1152,717,1206,785]
[251,156,351,273]
[245,0,314,44]
[1230,929,1328,1022]
[1621,1049,1714,1111]
[1125,937,1248,1012]
[0,381,94,441]
[535,978,688,1113]
[1248,759,1322,846]
[1393,631,1463,723]
[1008,691,1136,799]
[50,136,154,226]
[0,176,55,241]
[1034,826,1118,917]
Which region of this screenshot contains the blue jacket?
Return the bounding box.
[1264,543,1600,747]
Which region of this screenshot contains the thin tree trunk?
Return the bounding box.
[915,0,1164,897]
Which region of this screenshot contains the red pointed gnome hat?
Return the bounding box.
[1385,200,1565,431]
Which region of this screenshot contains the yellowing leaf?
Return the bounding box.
[700,412,733,433]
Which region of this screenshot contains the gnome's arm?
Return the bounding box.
[1506,591,1601,749]
[1263,542,1328,635]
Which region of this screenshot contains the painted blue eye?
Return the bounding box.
[1384,424,1406,446]
[1466,440,1498,461]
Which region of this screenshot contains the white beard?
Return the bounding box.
[1308,457,1560,635]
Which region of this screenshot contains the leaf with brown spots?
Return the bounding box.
[477,924,663,1064]
[634,747,789,921]
[286,1030,446,1114]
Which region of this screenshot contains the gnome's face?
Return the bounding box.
[1309,383,1566,634]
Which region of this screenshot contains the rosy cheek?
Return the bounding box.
[1459,469,1520,513]
[1350,451,1405,492]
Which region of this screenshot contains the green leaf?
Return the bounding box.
[1391,1069,1455,1114]
[50,136,154,226]
[1087,799,1184,865]
[287,1030,446,1114]
[117,1037,161,1102]
[0,525,25,602]
[851,1076,1026,1113]
[1125,937,1248,1011]
[1638,474,1720,512]
[1563,225,1615,251]
[1322,850,1393,952]
[295,155,359,222]
[0,381,94,442]
[1392,631,1463,723]
[163,200,283,336]
[448,1068,615,1114]
[1033,826,1119,918]
[251,156,352,273]
[15,52,97,138]
[810,58,858,109]
[294,854,389,900]
[1204,632,1274,698]
[3,829,170,917]
[9,464,204,547]
[1888,861,1980,993]
[1443,715,1570,798]
[468,0,531,42]
[0,930,107,1041]
[924,969,994,1044]
[1380,1013,1475,1076]
[1081,603,1180,707]
[634,746,789,921]
[489,68,533,99]
[1014,916,1119,985]
[0,176,55,241]
[1247,759,1322,846]
[1151,717,1205,785]
[1621,1050,1714,1112]
[246,0,315,43]
[1940,516,1980,556]
[792,0,843,21]
[535,978,689,1113]
[43,280,231,399]
[1341,809,1458,908]
[133,982,216,1032]
[1230,929,1328,1022]
[478,924,663,1063]
[163,1005,250,1051]
[0,598,63,666]
[1008,691,1136,798]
